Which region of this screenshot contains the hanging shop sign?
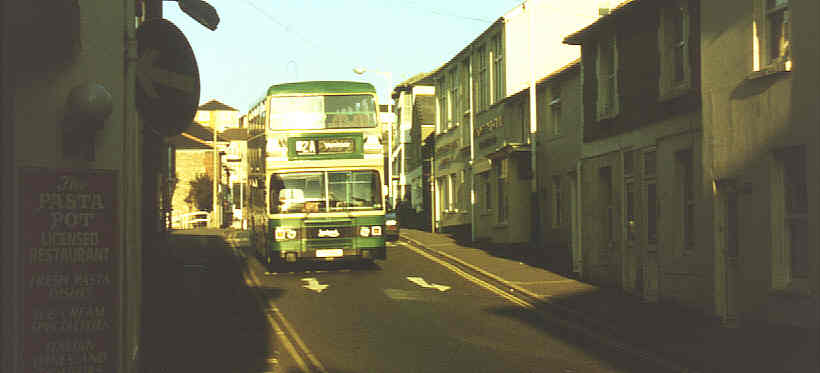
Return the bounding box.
[19,168,119,373]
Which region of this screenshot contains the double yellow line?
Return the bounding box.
[237,245,328,373]
[402,242,535,310]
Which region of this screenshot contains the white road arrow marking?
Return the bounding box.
[301,278,328,293]
[406,277,450,292]
[136,49,197,99]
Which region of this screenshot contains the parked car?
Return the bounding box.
[384,210,399,241]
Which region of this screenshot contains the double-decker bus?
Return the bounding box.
[246,81,387,266]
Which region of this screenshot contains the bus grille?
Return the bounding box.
[304,219,354,249]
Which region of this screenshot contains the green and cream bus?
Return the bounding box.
[246,81,387,266]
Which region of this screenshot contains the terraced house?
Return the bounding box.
[564,0,704,305]
[430,0,604,243]
[563,0,818,328]
[700,0,818,328]
[391,73,436,228]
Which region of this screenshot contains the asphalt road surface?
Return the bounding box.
[236,240,650,373]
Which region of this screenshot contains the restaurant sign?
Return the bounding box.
[19,168,119,373]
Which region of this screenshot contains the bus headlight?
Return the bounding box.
[275,227,298,241]
[359,226,371,237]
[371,226,382,236]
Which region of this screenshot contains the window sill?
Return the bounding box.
[770,279,813,298]
[443,210,468,215]
[746,62,791,81]
[545,134,564,142]
[595,112,619,122]
[658,84,693,103]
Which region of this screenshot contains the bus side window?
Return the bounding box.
[269,175,285,213]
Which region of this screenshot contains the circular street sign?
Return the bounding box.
[135,18,200,138]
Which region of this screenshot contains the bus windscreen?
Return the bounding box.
[268,95,378,130]
[270,170,382,213]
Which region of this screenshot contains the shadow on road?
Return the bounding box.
[264,258,383,274]
[441,229,574,278]
[142,231,283,373]
[485,291,819,373]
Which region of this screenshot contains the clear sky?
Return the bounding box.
[163,0,527,113]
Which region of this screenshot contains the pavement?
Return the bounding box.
[140,228,277,373]
[399,228,819,373]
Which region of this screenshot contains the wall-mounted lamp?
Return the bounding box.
[63,82,113,160]
[714,178,753,195]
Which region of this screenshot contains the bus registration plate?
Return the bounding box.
[316,249,343,258]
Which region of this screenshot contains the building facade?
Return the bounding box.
[391,73,436,227]
[535,60,583,276]
[430,20,504,237]
[221,128,249,229]
[169,123,227,228]
[700,0,818,328]
[2,0,220,370]
[560,0,818,328]
[194,99,240,131]
[430,0,605,243]
[565,0,705,304]
[2,2,144,371]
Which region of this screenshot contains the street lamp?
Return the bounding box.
[353,67,394,208]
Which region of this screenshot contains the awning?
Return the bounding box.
[473,158,492,174]
[486,142,530,160]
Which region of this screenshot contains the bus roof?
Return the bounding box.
[266,81,377,97]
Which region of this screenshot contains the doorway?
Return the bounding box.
[715,180,740,326]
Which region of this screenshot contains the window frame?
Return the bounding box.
[549,84,562,137]
[753,0,792,74]
[644,149,659,245]
[600,166,614,245]
[765,0,791,66]
[492,33,505,104]
[447,68,458,129]
[447,173,455,212]
[677,149,695,255]
[461,59,471,115]
[482,172,492,213]
[552,175,563,228]
[658,0,692,101]
[476,44,489,112]
[437,77,448,133]
[496,160,508,223]
[770,146,809,293]
[595,34,620,120]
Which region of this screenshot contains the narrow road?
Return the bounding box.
[237,239,654,373]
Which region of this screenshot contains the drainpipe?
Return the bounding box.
[618,145,626,290]
[125,0,142,370]
[575,159,583,278]
[469,49,476,242]
[527,0,540,248]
